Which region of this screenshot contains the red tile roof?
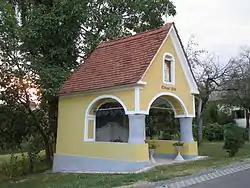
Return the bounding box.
[59,23,173,95]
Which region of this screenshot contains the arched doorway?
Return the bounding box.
[84,95,129,142]
[146,92,194,142]
[147,92,188,117]
[146,97,180,140]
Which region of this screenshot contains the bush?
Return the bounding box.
[21,135,43,172]
[0,135,43,178]
[0,153,28,178]
[171,132,180,140]
[159,132,172,140]
[204,123,224,141]
[217,112,235,125]
[223,124,245,157]
[193,123,206,141]
[0,152,44,178]
[159,130,180,140]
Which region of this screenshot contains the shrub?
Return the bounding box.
[20,135,43,172]
[223,124,245,157]
[159,131,180,140]
[193,123,206,141]
[217,112,235,125]
[171,132,180,140]
[204,123,224,141]
[0,153,28,178]
[0,135,43,178]
[159,132,172,140]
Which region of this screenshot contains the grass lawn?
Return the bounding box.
[0,155,9,165]
[1,142,250,188]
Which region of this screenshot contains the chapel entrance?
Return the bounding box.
[146,93,194,142]
[146,97,180,140]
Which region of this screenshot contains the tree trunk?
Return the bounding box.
[28,152,34,173]
[246,109,250,140]
[197,116,203,145]
[44,137,52,161]
[197,98,203,146]
[48,97,58,154]
[27,107,53,161]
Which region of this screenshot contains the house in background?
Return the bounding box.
[210,91,249,128]
[53,22,199,173]
[231,108,249,128]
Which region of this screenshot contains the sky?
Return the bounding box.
[168,0,250,64]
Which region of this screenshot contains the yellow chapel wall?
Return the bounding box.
[140,36,194,116]
[55,89,149,161]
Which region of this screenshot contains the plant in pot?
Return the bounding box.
[173,141,184,161]
[146,141,158,163]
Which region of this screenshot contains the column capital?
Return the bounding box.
[128,113,146,118]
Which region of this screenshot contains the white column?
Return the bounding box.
[179,117,194,142]
[128,114,146,144]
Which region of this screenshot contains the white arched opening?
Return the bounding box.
[146,92,194,142]
[84,95,128,142]
[146,92,188,117]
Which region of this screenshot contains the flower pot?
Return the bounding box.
[174,146,184,161]
[149,149,156,164]
[175,146,183,152]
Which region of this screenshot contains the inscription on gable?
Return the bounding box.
[161,85,176,91]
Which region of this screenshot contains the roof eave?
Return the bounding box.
[58,82,147,97]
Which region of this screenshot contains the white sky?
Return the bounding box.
[168,0,250,64]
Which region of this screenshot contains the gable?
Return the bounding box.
[138,27,198,115]
[141,35,190,91]
[139,25,199,94]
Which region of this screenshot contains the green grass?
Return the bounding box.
[0,155,8,165]
[1,142,250,188]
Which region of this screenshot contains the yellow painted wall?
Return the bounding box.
[56,141,149,161]
[140,37,194,115]
[56,88,150,161]
[147,140,198,156]
[88,120,94,139]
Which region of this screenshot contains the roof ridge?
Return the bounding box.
[97,23,173,49]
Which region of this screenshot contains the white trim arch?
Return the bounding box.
[86,95,128,117]
[146,92,189,117]
[84,95,128,141]
[95,98,123,111]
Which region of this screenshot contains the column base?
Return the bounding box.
[154,153,199,160]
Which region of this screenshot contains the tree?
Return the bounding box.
[1,0,177,160]
[0,1,30,149]
[186,36,233,145]
[0,2,47,164]
[222,47,250,138]
[21,0,177,157]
